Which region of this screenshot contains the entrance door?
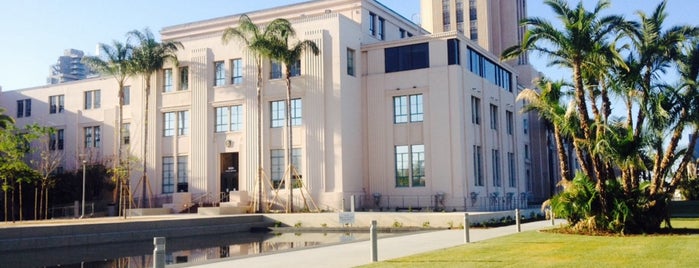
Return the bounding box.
[220,153,239,201]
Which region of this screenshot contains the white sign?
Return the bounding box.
[339,212,355,225]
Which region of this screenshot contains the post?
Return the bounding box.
[370,220,378,262]
[464,213,470,243]
[550,209,555,226]
[515,209,521,232]
[81,160,86,219]
[350,195,356,212]
[153,237,165,268]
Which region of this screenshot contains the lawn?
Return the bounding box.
[361,218,699,268]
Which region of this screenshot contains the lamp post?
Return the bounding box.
[81,160,86,219]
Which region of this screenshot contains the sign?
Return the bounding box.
[339,212,355,225]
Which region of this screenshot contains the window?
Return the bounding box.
[84,90,100,109]
[442,0,451,30]
[448,39,460,65]
[215,107,229,132]
[214,61,225,86]
[347,48,355,76]
[524,144,530,160]
[179,67,189,90]
[49,95,64,114]
[162,157,174,194]
[123,123,130,145]
[163,112,175,136]
[473,145,483,186]
[508,152,516,187]
[231,59,242,84]
[291,99,302,126]
[523,118,529,134]
[163,110,189,137]
[16,99,31,118]
[230,105,243,131]
[378,17,385,40]
[492,149,501,187]
[526,168,531,191]
[467,48,512,91]
[471,97,481,125]
[271,149,284,187]
[290,60,301,77]
[393,96,408,123]
[123,86,130,105]
[490,104,498,130]
[410,94,424,122]
[395,144,426,187]
[400,28,406,38]
[270,60,282,79]
[163,68,173,92]
[456,0,465,23]
[271,100,285,128]
[177,111,189,136]
[49,129,64,151]
[292,148,302,187]
[369,13,376,36]
[385,43,430,73]
[177,156,188,184]
[506,111,513,135]
[84,126,100,148]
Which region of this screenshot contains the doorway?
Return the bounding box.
[220,153,239,201]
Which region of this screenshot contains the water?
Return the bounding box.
[1,231,379,268]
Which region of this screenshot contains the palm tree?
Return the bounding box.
[0,108,14,129]
[128,28,182,209]
[222,14,293,213]
[82,41,133,207]
[266,36,319,213]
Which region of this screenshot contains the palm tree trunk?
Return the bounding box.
[652,108,687,195]
[34,186,38,220]
[19,183,22,221]
[256,57,264,213]
[141,75,152,210]
[553,126,570,181]
[285,69,293,213]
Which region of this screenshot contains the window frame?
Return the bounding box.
[163,112,175,137]
[179,66,189,91]
[231,59,242,85]
[214,61,225,86]
[395,144,426,188]
[49,95,64,114]
[290,98,302,126]
[162,156,174,194]
[490,104,498,130]
[163,68,173,92]
[271,100,285,128]
[347,48,356,76]
[473,145,483,186]
[270,60,282,79]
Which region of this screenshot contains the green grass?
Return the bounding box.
[361,219,699,268]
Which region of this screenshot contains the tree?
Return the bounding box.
[28,126,63,220]
[0,108,13,130]
[128,28,182,209]
[222,14,293,213]
[0,124,41,221]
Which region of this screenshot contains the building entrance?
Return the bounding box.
[220,153,239,201]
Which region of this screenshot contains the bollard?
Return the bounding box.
[551,210,555,226]
[464,213,470,243]
[153,237,166,268]
[515,209,521,233]
[370,220,378,262]
[351,195,356,212]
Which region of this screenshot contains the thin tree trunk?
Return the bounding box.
[141,75,152,211]
[34,186,37,220]
[653,108,688,195]
[553,126,570,182]
[285,70,293,213]
[19,183,22,221]
[257,57,264,213]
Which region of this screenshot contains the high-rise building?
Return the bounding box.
[46,49,94,84]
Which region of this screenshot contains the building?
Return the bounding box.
[0,0,554,212]
[46,49,95,84]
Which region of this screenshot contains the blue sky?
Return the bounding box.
[0,0,696,91]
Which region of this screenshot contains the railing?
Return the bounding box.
[49,202,95,219]
[354,193,531,212]
[466,196,529,211]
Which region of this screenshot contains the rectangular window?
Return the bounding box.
[163,112,175,137]
[84,126,100,148]
[347,48,355,76]
[395,145,410,187]
[492,149,501,187]
[177,156,188,184]
[409,94,424,122]
[490,104,498,130]
[525,144,530,160]
[523,118,529,134]
[84,90,100,109]
[271,100,285,128]
[49,95,64,114]
[231,105,243,131]
[178,110,189,136]
[123,123,130,145]
[378,17,385,40]
[473,145,483,186]
[291,99,302,126]
[270,60,282,79]
[456,0,465,23]
[215,107,229,132]
[447,38,460,65]
[506,111,513,135]
[271,149,284,187]
[400,28,406,38]
[471,97,480,125]
[411,145,425,187]
[50,129,65,151]
[16,99,31,118]
[162,157,174,194]
[231,59,242,84]
[290,60,301,77]
[467,48,512,91]
[369,13,376,36]
[292,148,302,187]
[393,96,408,124]
[179,67,189,90]
[395,144,426,188]
[214,61,225,86]
[123,86,130,105]
[508,152,516,187]
[163,68,173,92]
[385,43,430,73]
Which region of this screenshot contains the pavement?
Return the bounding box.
[184,220,561,268]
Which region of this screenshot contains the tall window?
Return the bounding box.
[230,105,243,131]
[291,148,303,188]
[471,97,481,125]
[385,43,430,73]
[291,99,302,126]
[50,129,64,151]
[271,100,285,128]
[400,28,406,38]
[177,111,189,136]
[177,156,188,184]
[378,17,385,40]
[123,123,130,145]
[163,68,173,92]
[84,126,101,148]
[271,149,284,187]
[214,61,225,86]
[162,157,174,194]
[448,39,460,65]
[290,60,301,77]
[523,118,529,134]
[231,59,242,84]
[369,13,376,36]
[490,104,498,130]
[270,60,282,79]
[123,86,130,105]
[508,152,516,187]
[469,0,478,40]
[492,149,501,187]
[506,111,513,135]
[215,107,229,132]
[394,94,423,123]
[163,112,175,137]
[442,0,451,31]
[524,144,530,160]
[395,144,426,187]
[49,95,64,114]
[179,67,189,90]
[84,90,100,109]
[163,111,189,137]
[473,145,483,186]
[347,48,355,76]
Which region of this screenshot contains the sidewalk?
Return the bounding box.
[186,220,559,268]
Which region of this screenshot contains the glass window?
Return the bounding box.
[448,39,460,65]
[231,59,242,84]
[411,145,425,187]
[231,105,243,131]
[177,156,188,184]
[395,145,426,187]
[49,95,64,114]
[94,90,101,109]
[163,68,173,92]
[471,97,481,125]
[410,94,423,122]
[271,149,284,187]
[385,43,430,73]
[492,149,500,187]
[123,86,130,105]
[178,110,189,136]
[84,126,100,148]
[84,91,92,109]
[163,112,175,137]
[292,148,302,187]
[123,123,130,145]
[347,48,355,76]
[162,157,174,194]
[393,96,408,124]
[378,17,385,40]
[58,129,64,150]
[490,104,498,130]
[215,107,229,132]
[525,144,530,160]
[456,0,464,23]
[291,99,302,126]
[179,67,189,90]
[508,152,516,187]
[50,129,65,151]
[395,145,410,187]
[84,90,100,109]
[270,60,282,79]
[84,126,92,148]
[400,28,406,38]
[214,61,225,86]
[369,13,376,36]
[290,60,301,77]
[523,118,529,134]
[17,99,31,118]
[506,111,513,135]
[474,145,483,186]
[271,100,285,128]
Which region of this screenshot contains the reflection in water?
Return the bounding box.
[3,232,370,268]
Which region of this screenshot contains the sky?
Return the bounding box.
[0,0,697,91]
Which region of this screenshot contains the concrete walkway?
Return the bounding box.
[185,220,560,268]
